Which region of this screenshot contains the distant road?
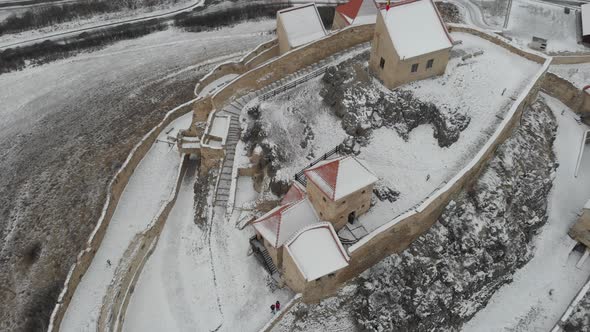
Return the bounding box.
[0,0,347,50]
[0,0,207,49]
[448,0,500,30]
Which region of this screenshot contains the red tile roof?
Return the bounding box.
[336,0,364,21]
[281,181,306,205]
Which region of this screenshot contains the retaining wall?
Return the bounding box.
[98,155,190,332]
[552,54,590,65]
[259,294,303,332]
[194,39,279,96]
[447,24,547,64]
[210,24,375,111]
[47,99,198,332]
[542,72,590,115]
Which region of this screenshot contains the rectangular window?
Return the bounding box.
[411,63,419,73]
[379,57,385,69]
[427,59,434,69]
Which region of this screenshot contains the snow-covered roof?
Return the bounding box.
[201,114,230,148]
[304,156,378,201]
[286,222,350,281]
[252,198,319,247]
[336,0,380,26]
[583,4,590,36]
[281,181,307,205]
[278,4,327,48]
[380,0,453,59]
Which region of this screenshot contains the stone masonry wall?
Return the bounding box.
[99,156,189,332]
[47,100,196,332]
[543,72,590,115]
[210,24,375,112]
[193,39,278,96]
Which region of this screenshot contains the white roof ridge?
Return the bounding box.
[278,2,316,13]
[285,222,350,281]
[379,0,453,59]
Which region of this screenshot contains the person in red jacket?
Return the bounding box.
[275,301,281,311]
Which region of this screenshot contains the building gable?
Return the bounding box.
[277,4,327,49]
[378,0,453,59]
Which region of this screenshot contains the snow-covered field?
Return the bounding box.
[505,0,588,54]
[124,176,292,332]
[60,112,191,331]
[0,19,275,331]
[464,93,590,332]
[358,31,541,232]
[550,62,590,90]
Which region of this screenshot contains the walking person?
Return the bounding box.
[270,304,275,314]
[275,300,281,311]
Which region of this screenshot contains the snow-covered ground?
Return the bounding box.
[60,112,191,332]
[358,31,541,232]
[123,176,292,332]
[464,93,590,332]
[550,62,590,90]
[505,0,588,53]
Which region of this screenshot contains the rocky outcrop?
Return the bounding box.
[320,54,470,148]
[351,98,557,331]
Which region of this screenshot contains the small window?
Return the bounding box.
[427,59,434,69]
[340,215,344,219]
[379,57,385,69]
[341,200,346,205]
[322,197,326,202]
[320,212,323,217]
[362,190,366,194]
[362,204,365,208]
[411,63,419,73]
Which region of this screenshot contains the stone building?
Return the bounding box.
[569,199,590,248]
[276,3,327,54]
[369,0,453,89]
[282,222,350,294]
[332,0,381,29]
[250,156,377,294]
[199,113,230,175]
[304,156,378,230]
[251,196,320,270]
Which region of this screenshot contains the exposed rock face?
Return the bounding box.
[242,119,287,177]
[436,1,464,24]
[564,291,590,332]
[272,98,558,332]
[320,55,470,148]
[352,99,557,331]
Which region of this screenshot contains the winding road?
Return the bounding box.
[0,0,206,49]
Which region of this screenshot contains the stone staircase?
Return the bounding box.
[250,236,280,276]
[213,116,240,206]
[212,42,371,207]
